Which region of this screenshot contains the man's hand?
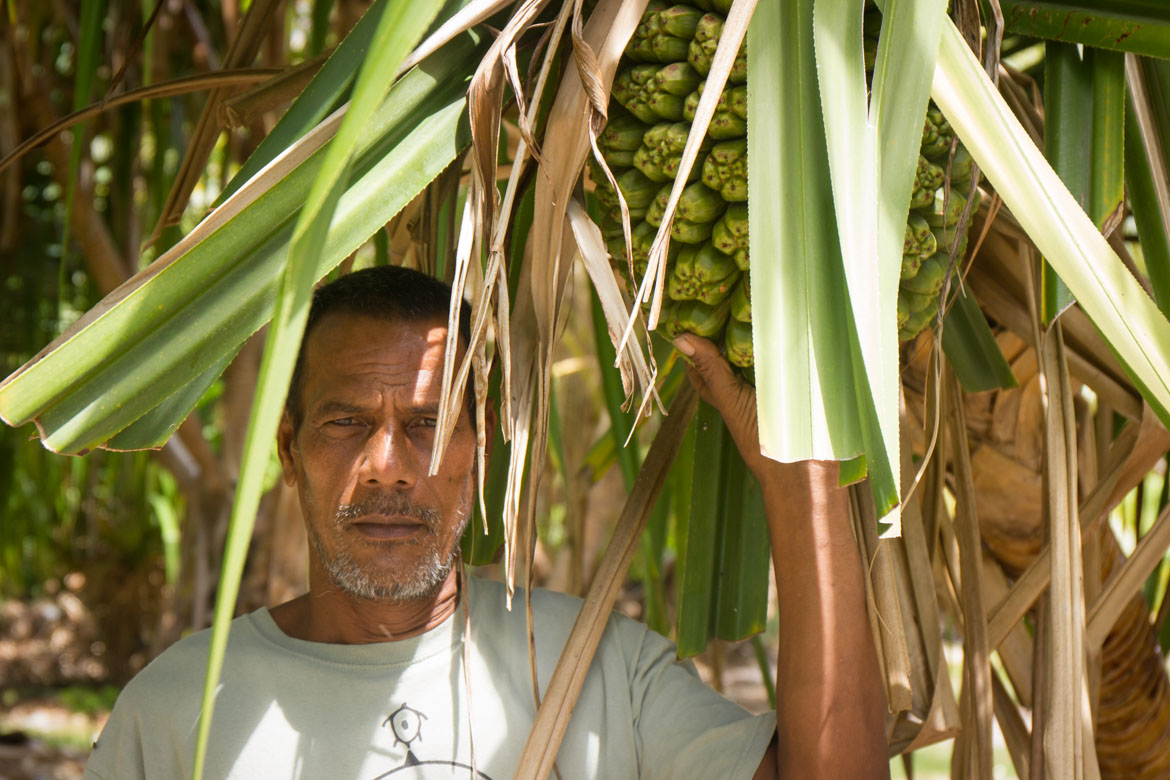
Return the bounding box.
[672,334,765,474]
[673,333,890,780]
[673,333,838,487]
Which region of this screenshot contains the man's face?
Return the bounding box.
[277,313,477,602]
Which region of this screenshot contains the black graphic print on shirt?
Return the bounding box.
[370,702,494,779]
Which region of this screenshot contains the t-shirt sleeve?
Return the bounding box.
[621,618,776,780]
[83,692,148,780]
[81,641,201,780]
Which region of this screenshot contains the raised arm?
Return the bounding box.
[673,334,888,780]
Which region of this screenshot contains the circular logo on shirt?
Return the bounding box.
[372,703,494,780]
[372,761,493,779]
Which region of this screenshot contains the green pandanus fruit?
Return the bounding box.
[725,316,753,367]
[647,182,726,245]
[670,242,738,302]
[730,274,750,323]
[595,1,753,361]
[689,12,745,83]
[676,298,731,339]
[701,139,747,202]
[613,61,702,124]
[599,113,651,169]
[684,83,747,140]
[596,1,985,351]
[711,203,748,271]
[634,122,709,183]
[594,2,990,360]
[626,3,704,64]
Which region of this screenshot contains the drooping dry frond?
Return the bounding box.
[503,0,655,615]
[566,199,657,416]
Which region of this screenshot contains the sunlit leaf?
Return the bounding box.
[933,18,1170,426]
[192,0,447,774]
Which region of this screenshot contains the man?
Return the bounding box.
[85,266,886,779]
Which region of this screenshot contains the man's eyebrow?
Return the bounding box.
[311,400,369,418]
[310,401,442,417]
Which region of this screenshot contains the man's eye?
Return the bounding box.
[416,417,438,429]
[327,417,359,427]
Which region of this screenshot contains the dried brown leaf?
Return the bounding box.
[513,384,697,780]
[220,55,328,128]
[0,69,283,177]
[503,0,647,601]
[148,0,283,242]
[947,371,994,780]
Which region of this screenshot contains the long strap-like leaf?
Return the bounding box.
[751,0,863,468]
[999,0,1170,59]
[1040,41,1088,322]
[0,36,482,454]
[1127,56,1170,316]
[815,0,948,531]
[191,2,445,775]
[933,18,1170,427]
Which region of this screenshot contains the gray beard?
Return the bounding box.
[309,490,469,602]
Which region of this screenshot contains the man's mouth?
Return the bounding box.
[349,515,428,540]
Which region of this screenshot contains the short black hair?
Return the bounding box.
[287,265,473,427]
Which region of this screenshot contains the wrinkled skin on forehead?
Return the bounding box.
[277,313,480,614]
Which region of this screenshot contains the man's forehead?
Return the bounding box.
[302,313,451,393]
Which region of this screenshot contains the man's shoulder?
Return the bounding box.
[115,612,262,710]
[467,577,595,628]
[465,578,655,659]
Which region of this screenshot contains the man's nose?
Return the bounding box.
[360,423,418,488]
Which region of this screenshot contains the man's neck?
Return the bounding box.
[269,569,460,644]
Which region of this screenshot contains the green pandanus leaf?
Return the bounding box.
[217,0,396,206]
[999,1,1170,59]
[675,401,768,656]
[932,18,1170,425]
[0,36,483,454]
[712,442,769,641]
[1089,48,1125,231]
[941,286,1019,393]
[1127,83,1170,317]
[1041,41,1091,323]
[675,402,723,658]
[193,0,448,775]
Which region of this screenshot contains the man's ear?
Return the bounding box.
[276,409,299,487]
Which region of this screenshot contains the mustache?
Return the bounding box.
[334,494,441,531]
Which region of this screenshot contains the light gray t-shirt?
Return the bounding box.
[85,579,774,779]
